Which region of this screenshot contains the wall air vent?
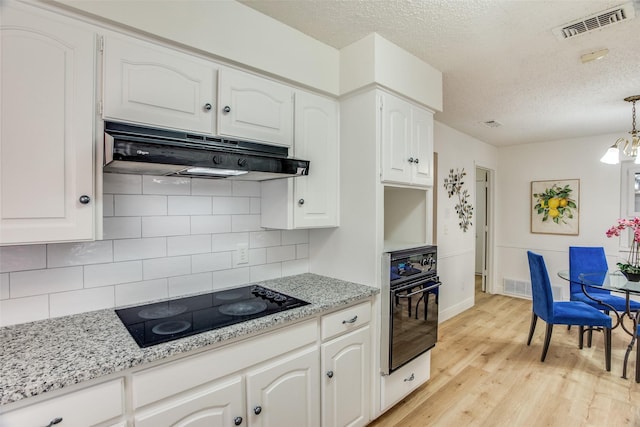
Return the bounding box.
[552,3,636,40]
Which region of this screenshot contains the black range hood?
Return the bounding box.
[103,121,309,181]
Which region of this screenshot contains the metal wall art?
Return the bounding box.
[531,179,579,235]
[444,168,473,232]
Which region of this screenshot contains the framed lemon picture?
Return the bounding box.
[531,179,579,235]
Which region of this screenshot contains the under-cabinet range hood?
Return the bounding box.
[103,121,309,180]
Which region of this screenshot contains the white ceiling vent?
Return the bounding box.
[552,3,636,40]
[481,120,502,128]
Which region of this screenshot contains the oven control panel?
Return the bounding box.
[389,245,437,285]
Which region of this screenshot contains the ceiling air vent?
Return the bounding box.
[481,120,502,128]
[552,2,636,40]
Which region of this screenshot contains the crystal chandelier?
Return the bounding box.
[601,95,640,165]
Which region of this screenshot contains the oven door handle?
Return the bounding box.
[395,282,441,298]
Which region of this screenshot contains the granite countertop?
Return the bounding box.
[0,273,378,406]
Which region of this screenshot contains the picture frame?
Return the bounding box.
[531,179,580,235]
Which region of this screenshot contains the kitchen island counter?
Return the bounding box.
[0,273,378,406]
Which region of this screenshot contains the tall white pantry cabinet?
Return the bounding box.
[0,2,97,245]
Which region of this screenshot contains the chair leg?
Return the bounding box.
[604,328,611,372]
[567,325,571,331]
[587,329,593,348]
[527,313,538,346]
[541,323,553,362]
[636,334,640,383]
[578,326,584,349]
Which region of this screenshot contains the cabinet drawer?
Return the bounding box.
[380,350,430,411]
[2,379,124,427]
[321,302,371,341]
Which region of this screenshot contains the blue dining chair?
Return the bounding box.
[569,246,640,313]
[637,325,640,382]
[527,251,612,370]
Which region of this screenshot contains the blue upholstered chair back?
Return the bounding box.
[527,251,554,323]
[569,246,608,296]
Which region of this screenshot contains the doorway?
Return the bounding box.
[475,166,492,293]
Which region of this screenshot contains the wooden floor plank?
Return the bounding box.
[369,282,640,426]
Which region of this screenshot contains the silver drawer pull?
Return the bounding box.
[44,418,63,427]
[342,315,358,324]
[404,373,415,382]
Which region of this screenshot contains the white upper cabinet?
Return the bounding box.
[261,91,339,229]
[218,68,294,147]
[103,34,216,134]
[381,93,434,187]
[0,1,96,245]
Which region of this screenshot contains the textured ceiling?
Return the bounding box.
[239,0,640,147]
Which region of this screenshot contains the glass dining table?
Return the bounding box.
[557,269,640,379]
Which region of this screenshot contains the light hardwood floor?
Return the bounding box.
[369,277,640,426]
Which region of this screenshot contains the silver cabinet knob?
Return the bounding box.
[414,158,419,164]
[234,416,243,425]
[78,195,91,204]
[254,406,262,415]
[326,370,334,378]
[204,103,212,111]
[298,199,305,206]
[408,157,414,163]
[223,105,231,113]
[404,373,415,382]
[45,418,63,427]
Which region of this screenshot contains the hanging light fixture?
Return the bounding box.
[601,95,640,164]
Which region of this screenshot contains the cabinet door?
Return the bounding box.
[411,108,434,187]
[321,326,371,427]
[246,346,320,427]
[218,68,293,147]
[294,92,339,228]
[381,95,412,185]
[134,376,244,427]
[0,2,95,245]
[103,35,216,134]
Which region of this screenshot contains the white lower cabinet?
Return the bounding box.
[1,379,124,427]
[134,376,244,427]
[246,346,320,427]
[380,350,431,412]
[321,326,370,427]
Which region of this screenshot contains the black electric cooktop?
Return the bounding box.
[115,284,310,348]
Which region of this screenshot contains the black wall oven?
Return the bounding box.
[381,245,440,375]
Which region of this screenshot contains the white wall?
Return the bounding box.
[434,122,498,321]
[496,132,623,297]
[0,174,309,326]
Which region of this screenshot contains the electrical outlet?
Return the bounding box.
[236,243,249,265]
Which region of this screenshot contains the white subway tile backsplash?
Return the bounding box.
[10,267,83,298]
[115,278,168,307]
[192,252,232,274]
[250,263,282,282]
[103,217,142,240]
[232,181,260,197]
[211,268,251,290]
[103,173,142,194]
[143,256,191,280]
[192,179,232,196]
[250,197,261,214]
[191,215,232,234]
[212,232,249,252]
[0,295,49,326]
[84,261,143,288]
[143,176,191,195]
[47,241,113,268]
[168,196,212,215]
[50,287,115,318]
[115,195,167,216]
[114,237,167,261]
[296,244,309,259]
[103,194,114,217]
[1,273,9,299]
[232,214,262,232]
[142,216,190,237]
[266,245,296,263]
[282,229,309,245]
[168,234,212,256]
[212,197,251,214]
[282,259,309,276]
[0,245,46,273]
[250,230,281,248]
[168,272,213,297]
